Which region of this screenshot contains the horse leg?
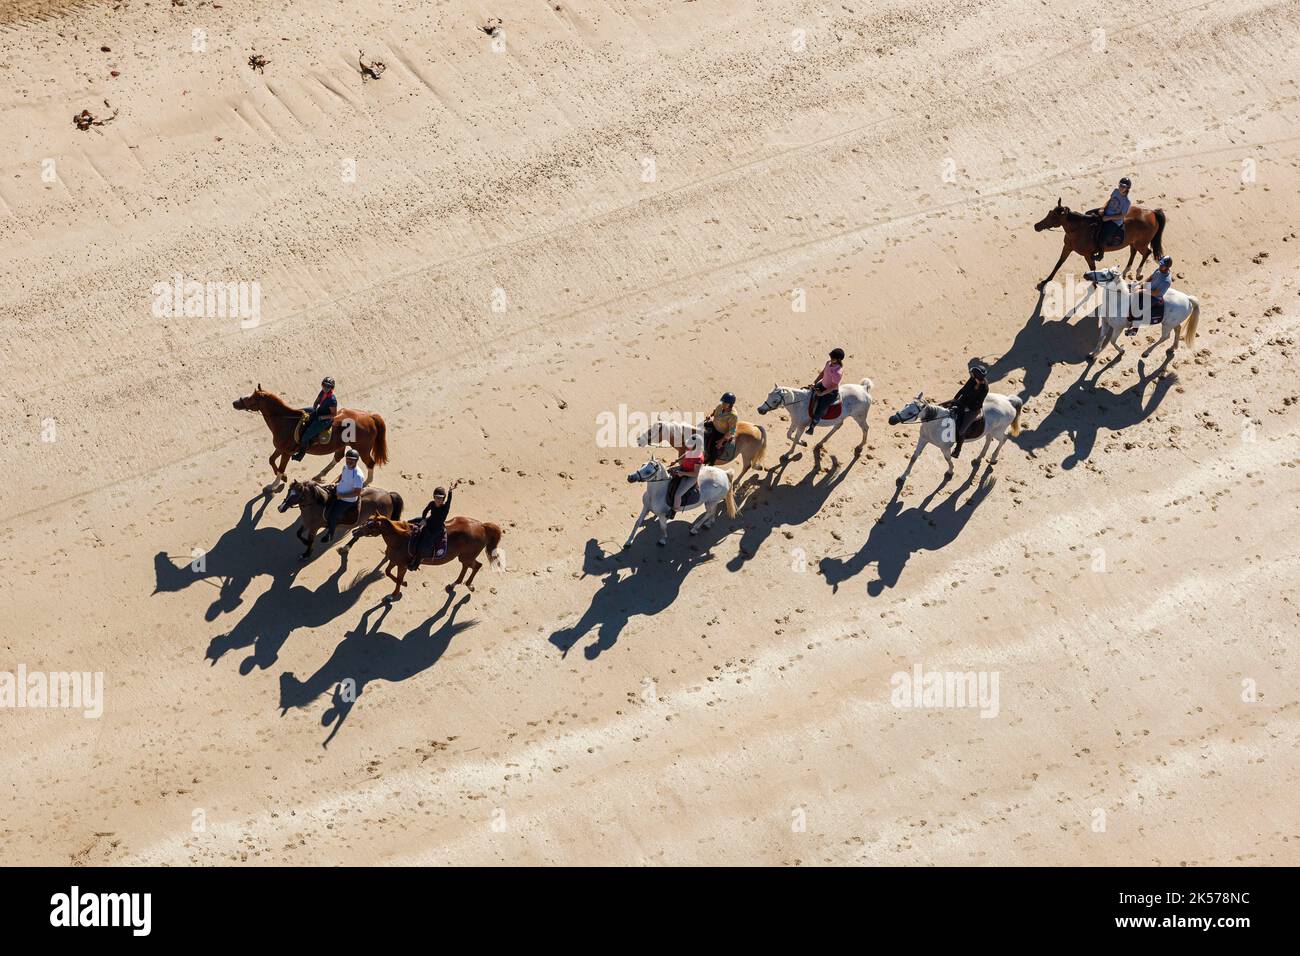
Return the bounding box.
[1134,246,1151,278]
[854,415,869,455]
[939,439,955,480]
[384,562,405,598]
[990,432,1010,465]
[1038,247,1070,290]
[1142,323,1170,357]
[897,436,925,486]
[268,450,287,490]
[688,504,711,536]
[1165,323,1180,358]
[448,559,470,594]
[781,422,802,460]
[972,432,993,467]
[813,419,845,452]
[361,450,375,486]
[1123,246,1138,278]
[625,504,649,549]
[657,513,669,547]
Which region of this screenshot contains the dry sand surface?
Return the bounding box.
[3,0,1299,865]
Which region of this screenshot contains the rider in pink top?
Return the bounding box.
[809,348,845,432]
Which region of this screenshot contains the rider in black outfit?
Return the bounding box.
[409,481,458,570]
[293,376,338,460]
[947,364,988,459]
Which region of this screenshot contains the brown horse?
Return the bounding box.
[1033,198,1166,289]
[636,420,767,481]
[232,384,389,489]
[277,479,403,561]
[351,515,504,599]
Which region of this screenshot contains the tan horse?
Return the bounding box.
[277,479,403,561]
[636,420,767,481]
[351,515,504,599]
[233,384,389,489]
[1034,198,1166,289]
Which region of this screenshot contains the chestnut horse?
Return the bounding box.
[351,515,504,599]
[232,384,389,489]
[1033,198,1166,289]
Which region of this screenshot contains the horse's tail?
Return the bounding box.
[389,492,404,522]
[859,377,873,391]
[371,414,389,466]
[751,424,767,469]
[1152,208,1166,258]
[724,484,737,519]
[1184,297,1200,349]
[485,522,505,570]
[1009,396,1025,437]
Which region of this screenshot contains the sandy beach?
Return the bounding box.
[2,0,1298,865]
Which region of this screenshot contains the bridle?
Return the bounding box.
[758,388,798,413]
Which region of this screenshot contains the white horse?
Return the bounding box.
[888,392,1024,484]
[624,458,736,548]
[756,379,874,461]
[1083,268,1201,361]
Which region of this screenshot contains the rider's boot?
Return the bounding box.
[409,557,421,570]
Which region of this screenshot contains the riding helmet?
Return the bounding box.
[721,392,736,405]
[970,363,988,379]
[1159,255,1172,268]
[344,446,359,459]
[321,376,336,389]
[1119,176,1132,188]
[830,348,845,361]
[432,486,447,500]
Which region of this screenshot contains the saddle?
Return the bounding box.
[1127,291,1165,324]
[407,519,448,560]
[943,403,986,440]
[294,412,334,446]
[325,486,358,524]
[807,394,843,421]
[675,481,703,510]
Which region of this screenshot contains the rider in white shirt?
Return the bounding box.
[323,447,365,542]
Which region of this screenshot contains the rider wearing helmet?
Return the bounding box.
[808,348,845,433]
[947,363,988,458]
[703,393,738,465]
[322,446,363,543]
[409,480,460,570]
[1127,255,1173,335]
[665,443,705,520]
[293,376,338,461]
[1094,176,1132,260]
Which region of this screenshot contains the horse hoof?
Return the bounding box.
[895,476,904,486]
[467,585,475,592]
[1166,348,1175,357]
[445,584,455,594]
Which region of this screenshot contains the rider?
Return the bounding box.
[321,446,364,543]
[1092,176,1132,260]
[292,376,338,461]
[409,480,460,570]
[947,363,988,458]
[665,444,705,520]
[1127,255,1173,336]
[703,393,738,466]
[808,348,844,433]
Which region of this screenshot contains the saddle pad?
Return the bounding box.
[806,396,843,421]
[678,484,702,509]
[713,439,737,465]
[960,414,986,441]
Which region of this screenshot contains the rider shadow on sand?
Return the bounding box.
[152,491,293,621]
[549,532,722,661]
[1013,354,1176,469]
[279,593,476,747]
[727,450,856,571]
[819,467,996,596]
[985,288,1100,404]
[205,553,384,675]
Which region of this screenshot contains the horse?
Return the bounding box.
[1082,268,1201,362]
[624,457,736,548]
[635,419,767,481]
[277,479,403,561]
[351,515,503,599]
[888,391,1024,484]
[756,379,874,463]
[1033,198,1166,289]
[232,384,389,490]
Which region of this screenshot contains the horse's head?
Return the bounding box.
[1084,267,1122,287]
[354,515,387,537]
[1033,198,1068,232]
[278,479,307,513]
[232,383,266,411]
[888,391,927,426]
[627,458,664,484]
[757,385,787,415]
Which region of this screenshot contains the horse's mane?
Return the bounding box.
[1060,207,1094,226]
[255,388,297,414]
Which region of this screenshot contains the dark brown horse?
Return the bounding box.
[352,515,504,599]
[277,479,403,561]
[1033,198,1166,289]
[232,384,389,489]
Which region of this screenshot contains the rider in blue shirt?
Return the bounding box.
[1127,256,1173,335]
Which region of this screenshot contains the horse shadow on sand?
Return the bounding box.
[153,491,297,621]
[280,593,477,747]
[726,450,857,571]
[819,466,996,596]
[205,552,384,675]
[1013,352,1176,469]
[985,287,1100,404]
[549,524,728,661]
